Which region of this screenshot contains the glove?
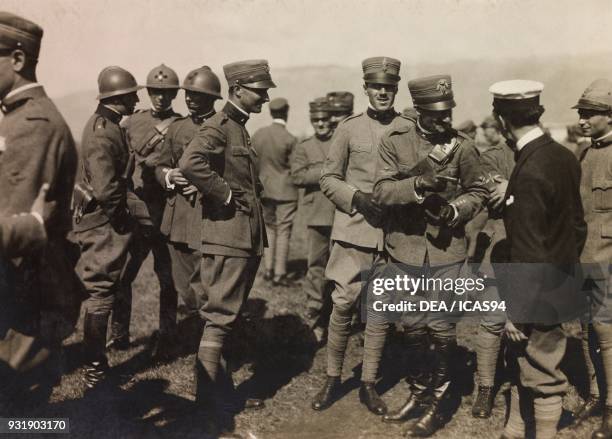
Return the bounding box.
[415,174,447,193]
[423,194,456,226]
[352,191,383,225]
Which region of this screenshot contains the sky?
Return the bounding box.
[4,0,612,98]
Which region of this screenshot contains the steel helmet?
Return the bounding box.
[97,66,143,100]
[181,66,222,99]
[146,63,180,89]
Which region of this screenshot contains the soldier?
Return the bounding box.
[313,57,405,416]
[0,11,79,397]
[73,66,147,391]
[470,115,515,419]
[372,75,487,436]
[456,119,477,141]
[154,66,222,347]
[572,79,612,439]
[326,91,354,129]
[489,80,586,439]
[179,59,274,435]
[290,97,336,340]
[252,97,298,286]
[563,122,591,160]
[110,64,181,356]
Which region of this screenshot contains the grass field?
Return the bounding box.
[5,206,601,439]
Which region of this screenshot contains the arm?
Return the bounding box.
[373,133,424,206]
[83,130,127,220]
[179,124,231,204]
[154,126,176,189]
[449,142,489,223]
[290,142,322,187]
[319,126,358,213]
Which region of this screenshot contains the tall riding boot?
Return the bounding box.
[383,331,431,423]
[108,284,131,350]
[406,335,453,437]
[83,311,111,391]
[593,405,612,439]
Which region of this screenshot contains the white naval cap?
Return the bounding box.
[488,80,544,100]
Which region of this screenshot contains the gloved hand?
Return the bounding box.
[416,174,447,193]
[423,195,456,226]
[352,191,383,225]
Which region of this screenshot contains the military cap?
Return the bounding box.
[223,59,276,89]
[456,120,476,132]
[408,74,456,111]
[269,97,289,111]
[489,79,544,114]
[182,66,222,98]
[572,78,612,112]
[309,97,331,118]
[326,91,354,113]
[97,66,143,100]
[0,12,43,59]
[362,57,401,85]
[146,63,180,89]
[481,115,500,130]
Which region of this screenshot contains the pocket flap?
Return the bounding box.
[231,145,250,156]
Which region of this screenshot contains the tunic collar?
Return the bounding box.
[1,84,46,115]
[366,106,396,123]
[224,101,249,125]
[191,109,215,124]
[96,104,123,125]
[592,130,612,148]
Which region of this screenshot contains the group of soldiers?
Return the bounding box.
[2,9,612,439]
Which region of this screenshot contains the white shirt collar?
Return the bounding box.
[4,83,42,101]
[272,118,286,126]
[516,126,545,151]
[228,100,249,117]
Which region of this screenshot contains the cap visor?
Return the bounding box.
[571,102,608,111]
[310,112,330,119]
[415,100,456,111]
[241,79,277,89]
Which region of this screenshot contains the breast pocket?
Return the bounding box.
[352,142,372,154]
[592,176,612,211]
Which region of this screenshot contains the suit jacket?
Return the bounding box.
[180,102,266,257]
[320,108,405,250]
[155,114,210,251]
[291,135,335,227]
[124,108,180,227]
[373,119,488,266]
[252,122,298,201]
[501,133,587,324]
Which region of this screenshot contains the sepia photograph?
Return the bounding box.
[0,0,611,437]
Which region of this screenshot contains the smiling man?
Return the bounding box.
[315,56,405,416]
[179,59,274,437]
[110,64,182,358]
[572,78,612,439]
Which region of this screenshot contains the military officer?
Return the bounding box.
[313,57,405,416]
[179,59,274,435]
[73,66,146,391]
[111,64,181,356]
[0,11,79,397]
[489,80,586,439]
[252,97,298,286]
[154,66,222,346]
[572,79,612,439]
[372,75,487,436]
[470,115,515,419]
[326,91,354,129]
[290,97,336,339]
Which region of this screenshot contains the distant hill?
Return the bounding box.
[54,53,612,140]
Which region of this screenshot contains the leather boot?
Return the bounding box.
[573,394,601,426]
[384,332,430,423]
[406,398,444,437]
[472,385,495,419]
[593,405,612,439]
[83,311,110,391]
[359,382,387,415]
[311,376,340,411]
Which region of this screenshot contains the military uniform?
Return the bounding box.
[314,57,403,416]
[179,60,274,416]
[572,79,612,438]
[290,98,336,323]
[110,64,181,348]
[155,111,213,314]
[252,98,298,283]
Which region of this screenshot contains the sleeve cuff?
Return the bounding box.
[224,190,232,205]
[164,169,175,190]
[448,203,459,226]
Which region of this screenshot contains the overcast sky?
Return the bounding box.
[4,0,611,98]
